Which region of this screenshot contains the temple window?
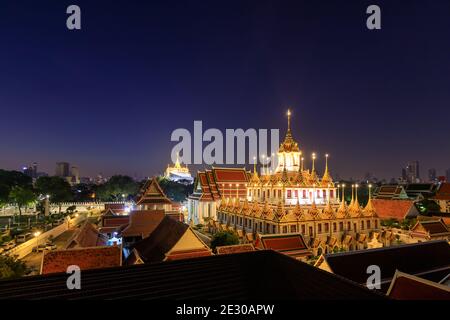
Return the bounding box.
[308,226,313,235]
[272,225,276,233]
[287,190,292,198]
[301,225,306,234]
[333,223,337,232]
[317,190,320,198]
[318,223,322,233]
[353,223,357,231]
[339,222,343,231]
[303,190,306,198]
[283,226,288,233]
[375,220,378,228]
[325,223,329,232]
[278,190,282,198]
[290,225,296,233]
[348,222,351,230]
[294,190,298,198]
[330,190,334,198]
[367,220,371,229]
[361,221,364,230]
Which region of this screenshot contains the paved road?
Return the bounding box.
[21,229,76,275]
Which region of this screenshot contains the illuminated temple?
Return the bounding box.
[164,153,194,184]
[189,110,380,254]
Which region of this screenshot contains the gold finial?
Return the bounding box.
[301,157,304,171]
[341,184,346,204]
[325,154,329,173]
[312,153,316,172]
[287,109,291,132]
[253,156,257,174]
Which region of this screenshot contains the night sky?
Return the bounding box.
[1,0,449,180]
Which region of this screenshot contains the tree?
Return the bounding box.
[158,178,194,202]
[8,186,36,220]
[96,175,139,201]
[0,169,33,204]
[210,231,239,253]
[35,176,73,213]
[0,256,29,279]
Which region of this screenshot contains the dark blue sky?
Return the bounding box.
[0,0,449,180]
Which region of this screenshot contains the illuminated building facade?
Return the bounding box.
[164,153,194,184]
[214,110,380,254]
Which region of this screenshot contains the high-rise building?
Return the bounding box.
[428,168,437,182]
[55,162,70,177]
[404,161,420,183]
[71,166,80,185]
[22,162,38,179]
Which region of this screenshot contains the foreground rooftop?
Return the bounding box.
[0,250,384,300]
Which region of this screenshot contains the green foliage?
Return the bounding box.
[400,218,416,230]
[158,178,194,202]
[415,199,441,214]
[381,218,399,228]
[0,169,33,204]
[210,231,239,253]
[66,205,76,214]
[332,246,346,253]
[0,256,29,280]
[35,176,73,204]
[8,186,36,216]
[96,175,139,201]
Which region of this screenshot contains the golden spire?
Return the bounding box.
[321,154,332,185]
[312,153,316,172]
[175,152,181,169]
[279,109,300,153]
[287,109,291,133]
[350,184,355,208]
[354,184,360,208]
[363,184,376,216]
[301,157,304,171]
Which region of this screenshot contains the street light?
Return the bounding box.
[34,231,41,250]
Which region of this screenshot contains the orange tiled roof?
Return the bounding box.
[371,199,416,220]
[65,222,108,249]
[121,210,165,238]
[388,271,450,300]
[433,183,450,200]
[41,246,121,275]
[216,244,255,255]
[165,248,212,261]
[136,177,172,205]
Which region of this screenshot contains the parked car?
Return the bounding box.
[15,233,33,244]
[45,244,57,251]
[2,241,16,250]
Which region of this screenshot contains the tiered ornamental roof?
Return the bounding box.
[136,177,173,206]
[126,216,210,264]
[189,167,249,202]
[254,233,311,259]
[410,219,450,239]
[218,189,377,224]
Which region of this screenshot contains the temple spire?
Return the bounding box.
[312,153,316,172]
[287,109,291,133]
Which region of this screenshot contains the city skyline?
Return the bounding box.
[1,0,450,179]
